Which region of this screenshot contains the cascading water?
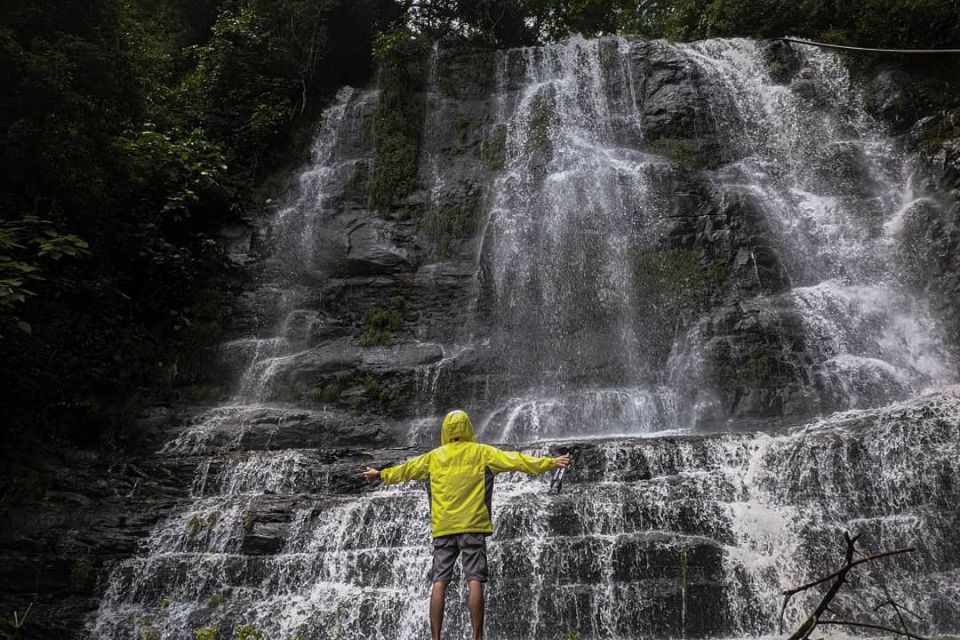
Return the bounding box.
[88,37,960,640]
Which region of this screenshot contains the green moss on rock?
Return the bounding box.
[528,93,554,151]
[482,125,507,170]
[645,137,705,169]
[360,305,405,347]
[366,43,427,210]
[631,247,727,320]
[422,191,484,254]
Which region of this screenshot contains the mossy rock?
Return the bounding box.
[598,38,620,75]
[527,93,554,152]
[918,110,960,155]
[70,556,96,593]
[360,373,411,416]
[631,247,728,320]
[422,190,484,254]
[359,302,406,347]
[481,125,507,170]
[366,46,428,210]
[644,137,717,169]
[438,49,496,98]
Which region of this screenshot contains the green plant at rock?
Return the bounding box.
[233,624,263,640]
[160,597,174,609]
[140,618,161,640]
[195,627,219,640]
[645,137,709,169]
[632,248,726,319]
[422,192,484,255]
[481,126,507,170]
[187,512,221,539]
[0,602,32,640]
[190,384,223,404]
[70,556,95,593]
[631,247,727,366]
[918,111,960,155]
[207,593,225,609]
[317,381,344,403]
[351,397,365,413]
[527,93,554,151]
[366,38,427,211]
[187,515,204,538]
[360,306,405,347]
[361,374,410,416]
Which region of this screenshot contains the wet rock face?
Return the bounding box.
[198,37,956,434]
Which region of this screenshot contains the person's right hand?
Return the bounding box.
[363,467,380,483]
[555,454,572,469]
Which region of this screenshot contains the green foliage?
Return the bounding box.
[482,126,507,170]
[359,303,405,347]
[0,216,90,335]
[422,192,484,254]
[207,593,226,608]
[114,127,232,222]
[190,384,224,404]
[0,602,32,640]
[140,618,161,640]
[366,39,427,210]
[361,374,409,416]
[527,93,554,152]
[645,138,704,169]
[632,248,727,319]
[195,627,220,640]
[270,379,308,402]
[187,512,220,539]
[918,110,960,155]
[233,624,263,640]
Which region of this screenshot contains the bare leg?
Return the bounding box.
[468,580,484,640]
[430,580,450,640]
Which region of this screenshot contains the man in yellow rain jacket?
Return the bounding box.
[363,409,571,640]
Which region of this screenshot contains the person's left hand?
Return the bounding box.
[363,467,380,483]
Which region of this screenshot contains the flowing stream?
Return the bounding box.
[88,38,960,640]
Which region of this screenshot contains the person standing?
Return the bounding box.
[363,409,571,640]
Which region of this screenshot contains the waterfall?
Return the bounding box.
[88,38,960,640]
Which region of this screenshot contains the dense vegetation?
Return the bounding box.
[2,0,958,449]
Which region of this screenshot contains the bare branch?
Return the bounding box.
[781,531,925,640]
[855,546,911,633]
[782,547,915,597]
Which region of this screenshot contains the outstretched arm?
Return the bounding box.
[485,446,571,475]
[365,452,431,485]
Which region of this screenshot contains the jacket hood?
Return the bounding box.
[441,410,475,444]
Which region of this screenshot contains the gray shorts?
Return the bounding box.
[431,533,488,583]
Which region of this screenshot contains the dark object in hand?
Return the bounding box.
[550,466,565,494]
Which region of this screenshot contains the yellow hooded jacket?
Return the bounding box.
[379,410,557,538]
